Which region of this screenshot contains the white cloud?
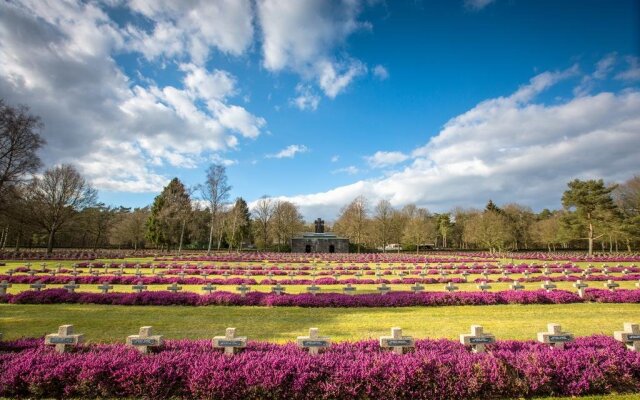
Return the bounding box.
[616,56,640,81]
[332,166,359,175]
[0,0,264,192]
[270,67,640,219]
[290,84,321,111]
[257,0,371,98]
[331,155,340,162]
[574,53,616,96]
[125,0,254,64]
[266,144,309,159]
[464,0,496,11]
[373,65,389,80]
[365,151,410,168]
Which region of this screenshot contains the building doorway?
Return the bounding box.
[305,245,311,253]
[329,245,335,253]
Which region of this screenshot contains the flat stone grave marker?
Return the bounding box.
[98,282,113,294]
[45,324,84,353]
[411,283,425,294]
[0,280,12,295]
[297,328,331,355]
[537,323,573,349]
[306,284,320,295]
[477,282,491,292]
[460,325,495,353]
[63,281,80,293]
[573,280,588,298]
[377,283,391,295]
[541,280,556,292]
[444,282,458,292]
[30,281,46,291]
[510,281,524,291]
[342,283,356,295]
[126,326,163,354]
[236,284,250,297]
[202,283,216,294]
[604,279,619,292]
[132,282,147,293]
[167,282,182,293]
[212,327,247,356]
[271,283,286,295]
[380,327,414,354]
[614,322,640,351]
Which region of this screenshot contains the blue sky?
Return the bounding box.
[1,0,639,219]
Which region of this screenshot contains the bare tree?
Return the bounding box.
[0,100,45,203]
[252,196,274,250]
[199,164,231,254]
[334,195,369,253]
[272,200,304,251]
[373,199,393,252]
[25,164,97,253]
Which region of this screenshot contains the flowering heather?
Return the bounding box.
[4,288,635,307]
[0,336,639,399]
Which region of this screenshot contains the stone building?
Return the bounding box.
[291,218,349,253]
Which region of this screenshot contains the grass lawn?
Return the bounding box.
[1,302,638,343]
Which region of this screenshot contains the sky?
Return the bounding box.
[1,0,639,220]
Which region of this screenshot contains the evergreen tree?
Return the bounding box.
[146,178,191,251]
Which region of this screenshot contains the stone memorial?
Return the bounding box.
[297,328,330,355]
[167,282,182,293]
[98,282,113,294]
[510,281,524,291]
[411,283,425,294]
[45,324,84,353]
[444,282,458,292]
[30,281,46,291]
[127,326,163,354]
[271,283,286,295]
[613,322,640,352]
[477,282,491,292]
[377,283,391,295]
[132,282,147,293]
[0,280,11,295]
[202,283,216,294]
[380,327,414,354]
[541,280,557,292]
[212,327,247,356]
[604,279,619,292]
[63,281,80,294]
[306,284,321,295]
[342,283,356,295]
[236,284,250,297]
[459,325,495,353]
[537,323,574,349]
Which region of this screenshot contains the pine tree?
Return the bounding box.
[146,178,191,251]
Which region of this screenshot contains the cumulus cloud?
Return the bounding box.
[266,144,309,159]
[272,67,640,219]
[332,166,360,175]
[290,84,321,111]
[464,0,496,11]
[0,0,264,192]
[257,0,371,98]
[365,151,410,168]
[616,56,640,81]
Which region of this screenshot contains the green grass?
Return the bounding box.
[1,302,638,343]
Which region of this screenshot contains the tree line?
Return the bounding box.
[1,100,638,255]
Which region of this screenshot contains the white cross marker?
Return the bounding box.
[212,328,247,356]
[460,325,495,353]
[126,326,163,354]
[380,327,414,354]
[45,324,84,353]
[537,323,573,349]
[613,322,640,352]
[297,328,330,355]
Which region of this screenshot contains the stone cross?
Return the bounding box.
[27,270,36,277]
[377,283,391,295]
[166,282,182,293]
[306,284,321,295]
[271,283,286,295]
[541,280,557,293]
[30,281,46,291]
[524,270,530,279]
[379,327,414,354]
[297,328,331,355]
[114,270,123,277]
[135,271,143,278]
[419,271,427,277]
[461,271,470,282]
[132,282,147,293]
[342,283,356,295]
[98,282,113,294]
[398,271,407,278]
[460,325,495,353]
[222,272,230,278]
[510,281,524,291]
[355,272,363,278]
[45,324,84,353]
[91,270,100,277]
[126,326,163,354]
[411,283,425,294]
[502,270,511,278]
[63,281,80,294]
[543,267,551,277]
[444,282,458,292]
[202,283,216,294]
[6,269,14,277]
[0,280,11,295]
[537,323,573,349]
[201,272,209,279]
[604,279,619,292]
[477,282,491,292]
[236,284,250,297]
[613,322,640,352]
[602,267,610,276]
[481,270,489,280]
[212,327,247,356]
[178,272,186,279]
[573,280,588,298]
[563,269,571,277]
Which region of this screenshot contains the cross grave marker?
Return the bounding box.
[98,282,113,294]
[614,322,640,352]
[45,324,84,353]
[297,328,330,355]
[537,323,573,349]
[63,281,80,293]
[212,327,247,356]
[126,326,163,354]
[380,327,414,354]
[459,325,495,353]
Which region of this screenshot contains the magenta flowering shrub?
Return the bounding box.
[1,288,626,307]
[1,336,639,399]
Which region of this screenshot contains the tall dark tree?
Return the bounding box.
[561,179,618,256]
[0,100,45,203]
[227,197,251,251]
[24,164,97,253]
[146,178,192,251]
[199,164,231,253]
